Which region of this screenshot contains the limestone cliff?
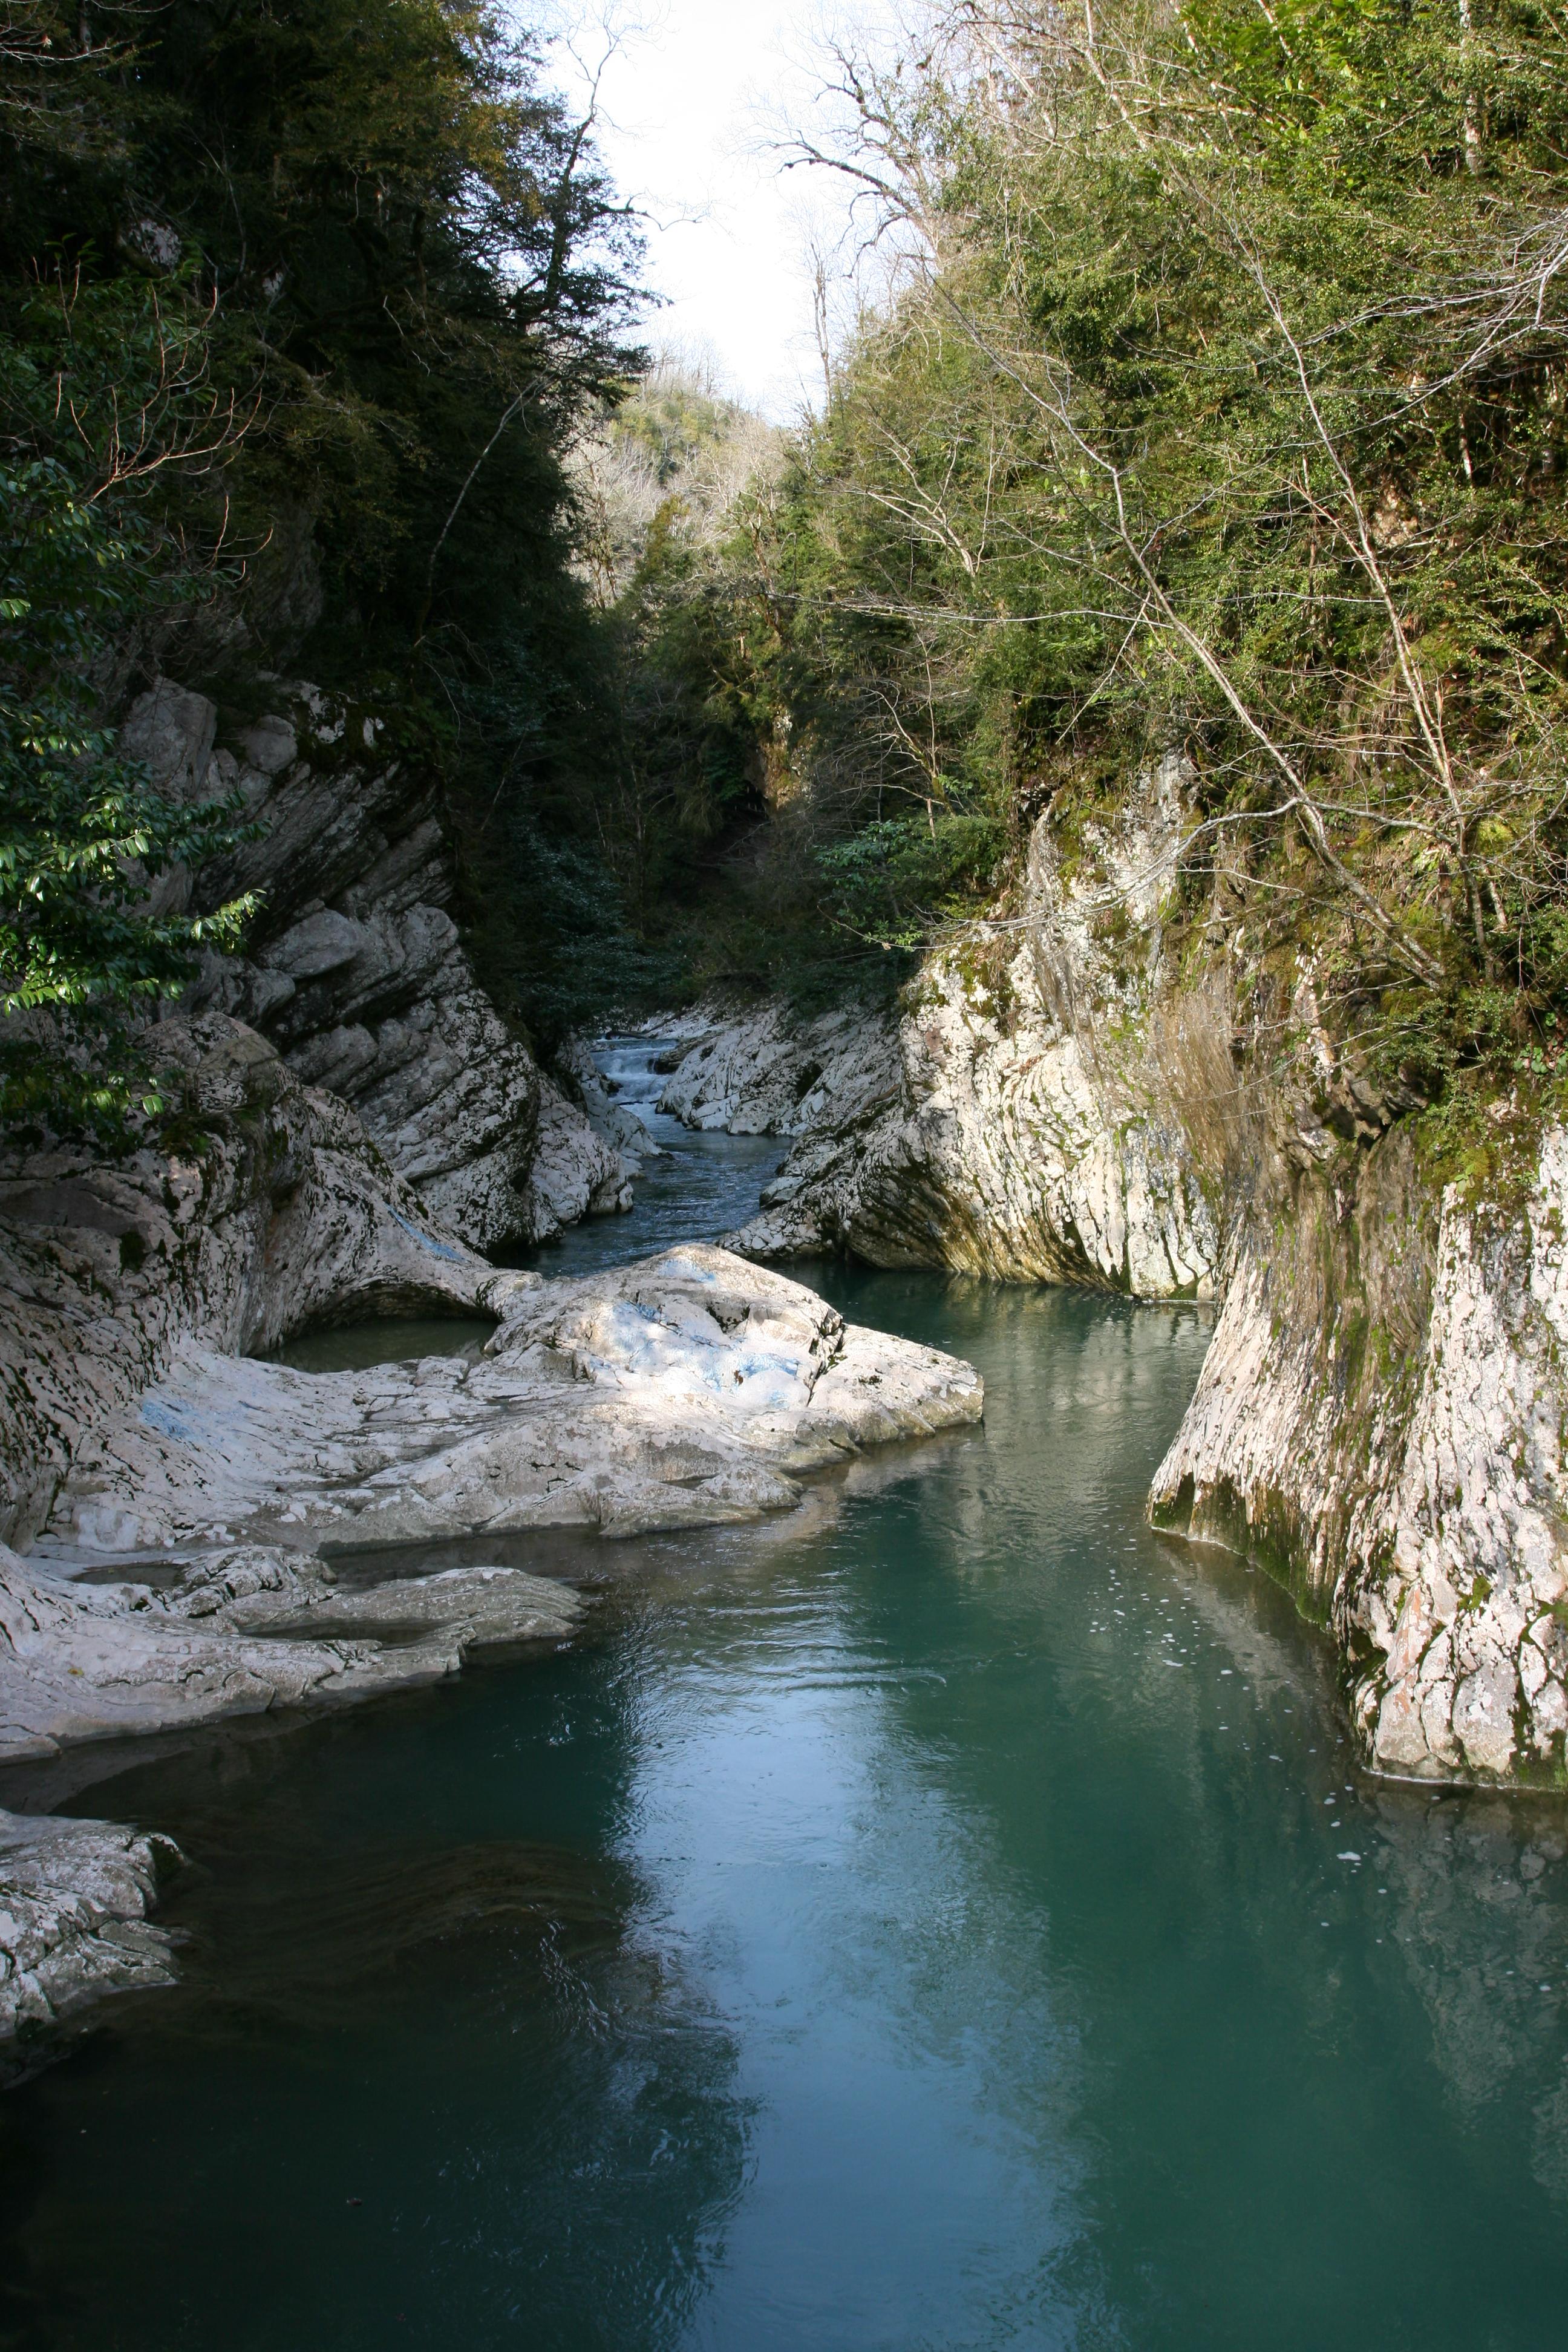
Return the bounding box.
[0,1011,528,1555]
[661,758,1568,1790]
[1151,1117,1568,1788]
[122,678,633,1251]
[665,757,1216,1296]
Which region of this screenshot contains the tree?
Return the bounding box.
[0,270,256,1143]
[0,0,658,1061]
[678,0,1568,1093]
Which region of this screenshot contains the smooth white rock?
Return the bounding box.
[0,1808,181,2054]
[662,759,1216,1295]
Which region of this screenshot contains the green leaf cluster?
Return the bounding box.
[0,274,256,1143]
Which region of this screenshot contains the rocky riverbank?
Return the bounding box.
[0,1016,981,2054]
[661,757,1216,1295]
[0,1809,183,2075]
[655,763,1568,1792]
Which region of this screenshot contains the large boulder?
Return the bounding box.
[34,1243,983,1564]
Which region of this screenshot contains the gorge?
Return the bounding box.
[7,0,1568,2341]
[4,1049,1568,2352]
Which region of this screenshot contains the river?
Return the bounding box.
[3,1042,1567,2349]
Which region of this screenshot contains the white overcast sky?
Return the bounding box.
[543,4,899,419]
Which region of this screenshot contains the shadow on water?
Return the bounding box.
[0,1649,754,2352]
[6,1047,1568,2350]
[264,1315,498,1374]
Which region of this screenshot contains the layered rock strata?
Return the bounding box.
[1151,1119,1568,1787]
[0,1542,586,1763]
[0,1011,528,1553]
[123,677,630,1250]
[662,760,1215,1294]
[3,1014,979,1742]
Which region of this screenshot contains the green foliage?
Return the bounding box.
[465,812,676,1052]
[626,0,1568,1079]
[0,275,255,1142]
[816,812,1007,950]
[1,0,653,1067]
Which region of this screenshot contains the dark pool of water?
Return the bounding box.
[267,1315,500,1374]
[5,1054,1568,2350]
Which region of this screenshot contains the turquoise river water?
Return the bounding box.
[3,1042,1568,2349]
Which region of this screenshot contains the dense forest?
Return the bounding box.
[8,0,1568,1146]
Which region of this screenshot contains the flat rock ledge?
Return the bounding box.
[0,1546,589,1765]
[0,1808,182,2071]
[40,1244,982,1572]
[4,1242,979,1768]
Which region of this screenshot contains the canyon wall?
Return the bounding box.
[658,763,1568,1788]
[665,757,1217,1296]
[0,1010,528,1555]
[1151,1118,1568,1787]
[123,678,636,1253]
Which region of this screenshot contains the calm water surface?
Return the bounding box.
[4,1044,1568,2349]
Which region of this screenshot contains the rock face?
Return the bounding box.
[0,1011,531,1553]
[657,752,1568,1791]
[1151,1120,1568,1788]
[0,1009,980,1722]
[0,1809,182,2063]
[122,677,630,1250]
[2,1017,978,1759]
[663,759,1216,1295]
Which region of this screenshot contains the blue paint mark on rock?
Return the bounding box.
[390,1210,466,1266]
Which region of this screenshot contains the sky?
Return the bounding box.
[544,3,895,420]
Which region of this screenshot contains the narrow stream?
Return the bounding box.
[4,1042,1568,2350]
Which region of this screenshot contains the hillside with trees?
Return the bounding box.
[627,0,1568,1138]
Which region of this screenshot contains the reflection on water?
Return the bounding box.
[265,1315,498,1374]
[4,1057,1568,2349]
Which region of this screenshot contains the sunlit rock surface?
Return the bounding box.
[0,1542,586,1764]
[0,1013,529,1553]
[662,759,1217,1296]
[0,1019,980,1764]
[39,1246,982,1564]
